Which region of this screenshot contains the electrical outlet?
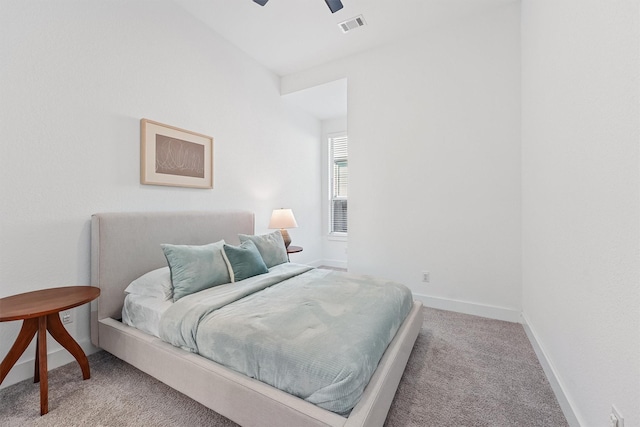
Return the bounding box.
[422,271,430,283]
[61,310,73,325]
[610,405,624,427]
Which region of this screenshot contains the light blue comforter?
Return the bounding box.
[159,263,413,414]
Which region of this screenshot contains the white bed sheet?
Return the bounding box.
[122,294,172,337]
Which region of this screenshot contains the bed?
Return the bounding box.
[90,211,423,427]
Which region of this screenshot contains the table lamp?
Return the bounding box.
[268,208,298,248]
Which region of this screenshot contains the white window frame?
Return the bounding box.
[328,132,348,238]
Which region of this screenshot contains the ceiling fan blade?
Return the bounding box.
[325,0,343,13]
[253,0,341,13]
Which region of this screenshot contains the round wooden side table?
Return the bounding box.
[286,245,303,255]
[286,245,303,261]
[0,286,100,415]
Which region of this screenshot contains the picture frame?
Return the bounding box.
[140,118,213,189]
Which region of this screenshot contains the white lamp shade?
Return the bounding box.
[268,209,298,229]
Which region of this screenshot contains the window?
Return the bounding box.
[329,134,348,234]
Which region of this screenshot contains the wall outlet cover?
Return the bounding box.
[61,310,73,325]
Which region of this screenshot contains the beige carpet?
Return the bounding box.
[0,307,568,426]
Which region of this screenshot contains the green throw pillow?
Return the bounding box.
[161,241,231,302]
[223,240,269,282]
[238,230,288,268]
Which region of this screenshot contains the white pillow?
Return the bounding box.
[124,267,172,301]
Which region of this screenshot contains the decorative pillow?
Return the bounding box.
[161,240,231,302]
[223,240,269,282]
[124,267,173,300]
[238,230,288,268]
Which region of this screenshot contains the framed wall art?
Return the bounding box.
[140,118,213,189]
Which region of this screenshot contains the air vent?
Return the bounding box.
[339,15,366,33]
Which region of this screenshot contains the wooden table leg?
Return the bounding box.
[38,316,48,415]
[34,338,40,383]
[46,312,90,379]
[0,318,38,385]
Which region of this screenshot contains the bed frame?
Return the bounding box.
[90,211,423,427]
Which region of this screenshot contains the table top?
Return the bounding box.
[0,286,100,322]
[286,245,303,254]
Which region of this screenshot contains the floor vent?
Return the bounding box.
[339,15,366,33]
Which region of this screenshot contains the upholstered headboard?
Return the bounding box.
[90,211,254,347]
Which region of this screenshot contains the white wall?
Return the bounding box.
[521,1,640,426]
[321,117,348,269]
[284,3,522,321]
[0,0,322,388]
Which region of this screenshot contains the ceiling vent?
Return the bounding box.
[339,15,366,33]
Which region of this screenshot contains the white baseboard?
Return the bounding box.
[317,259,348,270]
[0,339,99,390]
[304,259,324,268]
[520,312,581,427]
[412,293,521,323]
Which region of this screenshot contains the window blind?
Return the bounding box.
[330,135,348,233]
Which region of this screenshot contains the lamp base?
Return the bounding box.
[280,229,291,248]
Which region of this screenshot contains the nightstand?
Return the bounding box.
[286,245,302,261]
[0,286,100,415]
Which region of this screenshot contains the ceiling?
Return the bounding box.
[173,0,516,77]
[172,0,513,120]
